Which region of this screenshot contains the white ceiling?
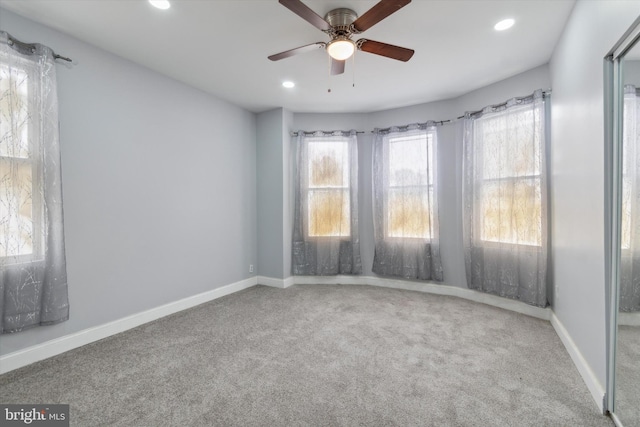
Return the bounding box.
[0,0,575,113]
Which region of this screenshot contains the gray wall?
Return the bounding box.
[549,0,640,391]
[289,66,550,289]
[624,60,640,86]
[283,109,294,277]
[0,9,257,356]
[257,109,285,278]
[256,107,294,280]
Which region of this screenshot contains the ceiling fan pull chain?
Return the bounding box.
[352,51,356,88]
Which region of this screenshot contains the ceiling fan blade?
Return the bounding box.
[278,0,331,31]
[331,59,345,75]
[357,39,414,62]
[352,0,411,33]
[268,42,325,61]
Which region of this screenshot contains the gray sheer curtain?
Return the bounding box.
[292,130,361,275]
[0,31,69,333]
[462,90,548,307]
[372,124,443,281]
[621,85,640,311]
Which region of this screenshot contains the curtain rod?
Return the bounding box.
[4,32,72,62]
[456,89,551,120]
[291,120,450,137]
[373,120,451,133]
[291,89,551,136]
[291,130,365,137]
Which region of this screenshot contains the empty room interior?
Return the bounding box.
[2,0,640,425]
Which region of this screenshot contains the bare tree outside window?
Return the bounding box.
[307,142,350,237]
[0,65,39,259]
[476,108,542,247]
[386,133,434,239]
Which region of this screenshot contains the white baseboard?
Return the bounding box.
[618,311,640,326]
[0,276,258,375]
[257,275,295,289]
[610,411,624,427]
[550,313,604,412]
[292,275,551,320]
[0,274,560,378]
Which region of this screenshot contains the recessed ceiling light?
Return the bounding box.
[149,0,171,10]
[282,81,295,88]
[494,18,515,31]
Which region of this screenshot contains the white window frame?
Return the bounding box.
[0,58,44,264]
[474,106,543,248]
[621,90,637,252]
[304,137,351,239]
[383,130,435,241]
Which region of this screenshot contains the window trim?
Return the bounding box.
[620,91,637,252]
[0,60,45,263]
[473,105,544,248]
[382,130,435,241]
[303,137,352,240]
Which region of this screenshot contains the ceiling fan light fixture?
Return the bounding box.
[327,38,356,61]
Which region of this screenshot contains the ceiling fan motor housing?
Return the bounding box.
[325,8,358,36]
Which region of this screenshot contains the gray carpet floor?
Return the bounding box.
[0,284,613,426]
[615,325,640,426]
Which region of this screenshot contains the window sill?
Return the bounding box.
[0,254,44,266]
[383,237,432,243]
[306,235,352,241]
[475,240,542,250]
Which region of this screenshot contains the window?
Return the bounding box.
[385,131,435,239]
[0,60,42,261]
[622,178,632,251]
[474,104,542,246]
[371,125,442,281]
[462,90,547,306]
[292,130,361,276]
[621,88,637,251]
[306,138,350,238]
[620,85,640,312]
[0,31,69,333]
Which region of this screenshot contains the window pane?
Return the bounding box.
[480,178,541,246]
[387,187,432,239]
[622,176,632,250]
[478,107,540,179]
[0,159,33,256]
[308,140,349,188]
[622,92,638,250]
[0,65,30,159]
[623,95,636,176]
[388,134,431,186]
[308,189,350,237]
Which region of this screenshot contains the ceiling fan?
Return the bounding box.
[268,0,414,75]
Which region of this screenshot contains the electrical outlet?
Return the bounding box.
[249,264,254,273]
